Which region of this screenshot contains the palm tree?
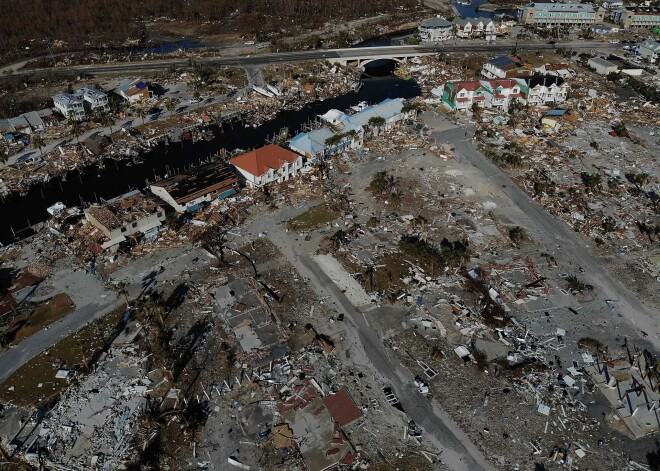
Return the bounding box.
[165,99,177,116]
[136,108,147,126]
[368,116,386,135]
[389,189,403,208]
[363,265,375,292]
[32,134,45,155]
[102,114,115,136]
[69,120,83,143]
[193,91,202,109]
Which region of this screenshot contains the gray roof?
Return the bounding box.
[8,116,30,130]
[420,17,452,28]
[589,57,617,68]
[0,119,13,133]
[20,111,44,129]
[529,2,594,12]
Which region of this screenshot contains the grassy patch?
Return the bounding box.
[7,293,75,345]
[0,305,124,408]
[287,203,338,232]
[370,253,410,292]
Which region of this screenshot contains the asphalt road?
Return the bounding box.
[13,41,615,77]
[258,225,495,471]
[434,124,660,350]
[0,298,122,383]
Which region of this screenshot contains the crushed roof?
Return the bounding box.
[322,388,362,427]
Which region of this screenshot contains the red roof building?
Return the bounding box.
[229,144,304,188]
[322,388,362,427]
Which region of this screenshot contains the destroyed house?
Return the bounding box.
[229,144,304,188]
[85,190,166,249]
[322,388,362,427]
[150,163,238,212]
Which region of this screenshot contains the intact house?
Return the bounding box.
[525,76,569,106]
[441,76,568,111]
[612,7,660,29]
[518,3,605,26]
[117,79,151,104]
[52,87,109,121]
[481,55,531,79]
[419,16,453,42]
[441,79,527,112]
[638,39,660,63]
[150,163,239,213]
[289,128,341,163]
[452,17,511,40]
[228,144,304,188]
[85,190,166,250]
[290,98,410,161]
[588,57,619,75]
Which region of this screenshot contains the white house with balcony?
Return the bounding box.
[52,86,109,120]
[419,16,453,41]
[228,144,304,188]
[53,93,86,120]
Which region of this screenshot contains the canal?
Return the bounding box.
[0,70,421,246]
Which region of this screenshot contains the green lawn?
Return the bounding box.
[287,203,339,232]
[8,293,75,344]
[0,305,124,408]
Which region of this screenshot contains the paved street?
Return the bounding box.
[432,121,660,351]
[243,218,495,471]
[9,41,617,78]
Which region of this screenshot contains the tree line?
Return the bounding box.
[0,0,417,63]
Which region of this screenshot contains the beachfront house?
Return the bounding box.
[229,144,304,188]
[118,79,152,104]
[419,17,453,42]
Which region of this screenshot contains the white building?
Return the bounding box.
[526,76,569,105]
[52,87,109,121]
[638,40,660,63]
[229,144,304,188]
[588,57,619,75]
[419,17,453,42]
[481,55,531,79]
[53,93,86,121]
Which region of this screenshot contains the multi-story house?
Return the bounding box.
[52,86,109,120]
[441,76,567,112]
[612,8,660,28]
[78,87,110,114]
[525,76,569,106]
[637,39,660,63]
[53,93,86,120]
[229,144,304,188]
[518,3,605,26]
[452,17,512,40]
[419,17,453,42]
[481,55,532,79]
[441,79,527,112]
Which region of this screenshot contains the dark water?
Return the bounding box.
[353,28,418,48]
[0,74,420,245]
[454,0,516,19]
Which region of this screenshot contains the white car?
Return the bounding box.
[189,98,200,104]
